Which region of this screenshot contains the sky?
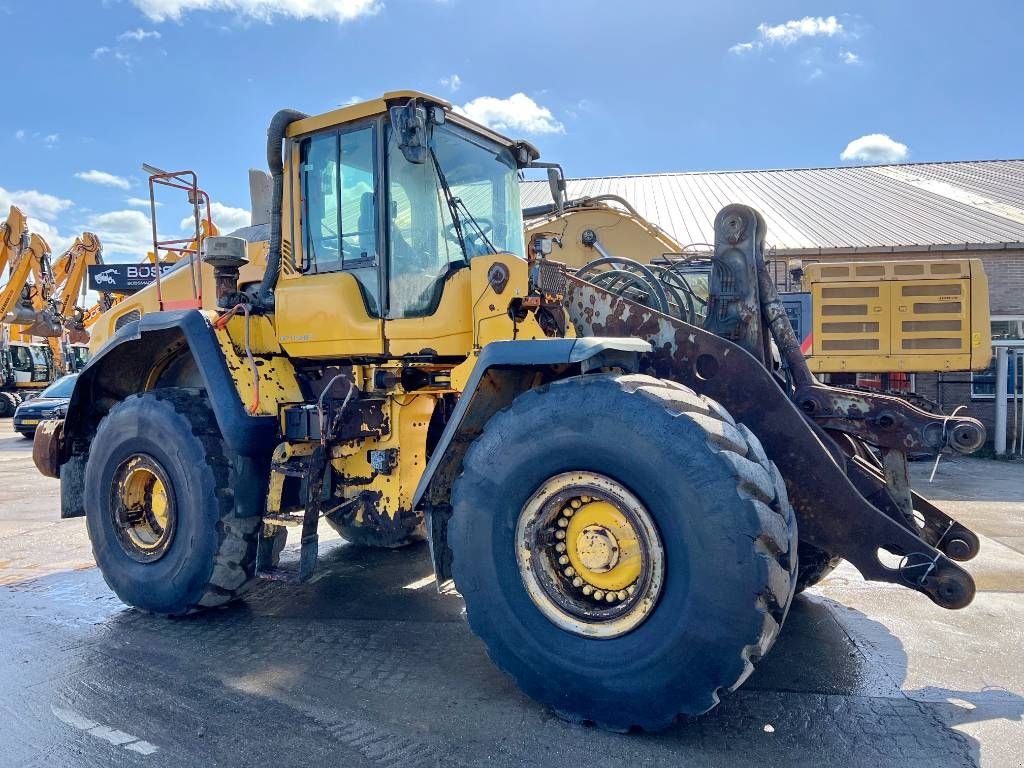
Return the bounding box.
[1,0,1021,263]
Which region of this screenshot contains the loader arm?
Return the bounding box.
[546,204,983,610]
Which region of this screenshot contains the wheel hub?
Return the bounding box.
[110,454,176,563]
[516,471,664,639]
[575,524,619,573]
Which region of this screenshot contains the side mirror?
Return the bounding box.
[389,99,430,164]
[546,166,566,214]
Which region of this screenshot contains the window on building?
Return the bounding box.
[971,316,1024,398]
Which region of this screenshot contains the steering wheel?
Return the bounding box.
[447,217,494,256]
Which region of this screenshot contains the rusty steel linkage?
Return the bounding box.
[548,203,983,609]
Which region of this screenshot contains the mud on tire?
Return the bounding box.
[84,388,262,615]
[448,373,798,731]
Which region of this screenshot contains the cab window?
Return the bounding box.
[386,122,523,319]
[300,123,380,315]
[10,346,31,372]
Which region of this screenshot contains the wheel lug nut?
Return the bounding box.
[555,543,566,553]
[582,585,593,596]
[557,518,569,528]
[593,590,605,601]
[626,585,635,595]
[558,555,569,565]
[555,530,566,540]
[562,507,573,518]
[605,592,616,603]
[570,499,582,509]
[564,567,575,577]
[616,590,627,601]
[572,577,583,587]
[580,495,591,503]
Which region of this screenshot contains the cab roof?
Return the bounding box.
[286,90,540,164]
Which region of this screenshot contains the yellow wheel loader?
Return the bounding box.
[35,92,989,731]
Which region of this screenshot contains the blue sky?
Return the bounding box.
[1,0,1021,262]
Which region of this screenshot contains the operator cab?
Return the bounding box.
[276,92,538,359]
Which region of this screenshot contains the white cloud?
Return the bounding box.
[0,186,77,254]
[440,74,462,93]
[92,46,111,58]
[180,201,251,233]
[729,41,756,55]
[458,93,565,135]
[75,170,132,190]
[14,129,25,141]
[87,210,155,257]
[840,50,861,65]
[128,0,381,23]
[730,15,842,54]
[42,133,59,147]
[840,133,909,163]
[760,15,841,45]
[0,185,73,221]
[119,28,162,41]
[126,197,160,208]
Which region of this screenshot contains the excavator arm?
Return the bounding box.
[52,232,104,344]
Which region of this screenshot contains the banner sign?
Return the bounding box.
[87,263,175,294]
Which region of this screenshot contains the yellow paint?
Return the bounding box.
[565,500,642,592]
[286,91,449,138]
[805,258,992,373]
[329,390,438,526]
[525,203,684,269]
[386,268,473,356]
[274,271,384,357]
[211,313,304,417]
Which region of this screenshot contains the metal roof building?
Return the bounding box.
[519,159,1024,256]
[522,159,1024,441]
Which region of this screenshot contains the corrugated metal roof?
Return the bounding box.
[520,159,1024,254]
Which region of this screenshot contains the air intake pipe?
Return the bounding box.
[256,108,308,310]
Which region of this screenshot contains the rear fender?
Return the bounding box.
[53,310,279,517]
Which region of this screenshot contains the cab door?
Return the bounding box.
[382,126,473,358]
[275,121,385,358]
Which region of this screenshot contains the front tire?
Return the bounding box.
[84,388,261,615]
[449,374,797,731]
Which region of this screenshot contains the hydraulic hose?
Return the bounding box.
[257,108,308,310]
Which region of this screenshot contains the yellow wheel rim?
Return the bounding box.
[516,471,664,639]
[565,501,642,592]
[111,454,176,562]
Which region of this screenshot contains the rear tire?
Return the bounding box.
[0,392,15,417]
[449,373,798,731]
[324,501,424,548]
[84,388,261,615]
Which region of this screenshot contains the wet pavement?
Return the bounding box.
[1,420,1022,767]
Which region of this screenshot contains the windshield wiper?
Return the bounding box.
[429,147,469,260]
[428,147,497,257]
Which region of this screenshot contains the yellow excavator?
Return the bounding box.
[36,92,992,731]
[45,232,107,372]
[0,206,60,414]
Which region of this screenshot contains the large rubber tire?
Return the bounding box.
[0,391,16,417]
[449,373,798,731]
[84,388,261,615]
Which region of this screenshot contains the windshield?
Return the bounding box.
[387,122,524,318]
[41,374,77,398]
